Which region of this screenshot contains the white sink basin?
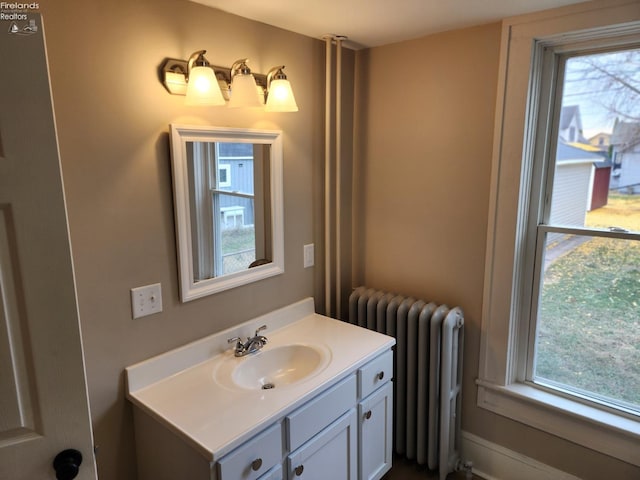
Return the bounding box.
[215,344,331,390]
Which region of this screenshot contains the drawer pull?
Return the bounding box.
[364,410,372,420]
[251,458,262,471]
[377,371,384,380]
[294,465,304,476]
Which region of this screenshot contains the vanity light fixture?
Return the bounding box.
[228,59,264,108]
[160,54,298,112]
[265,66,299,112]
[184,50,225,106]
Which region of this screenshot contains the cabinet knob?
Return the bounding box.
[251,458,262,471]
[377,371,384,380]
[364,410,372,420]
[294,465,304,476]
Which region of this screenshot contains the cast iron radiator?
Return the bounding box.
[348,286,464,480]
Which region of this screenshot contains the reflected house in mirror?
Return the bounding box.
[170,125,284,301]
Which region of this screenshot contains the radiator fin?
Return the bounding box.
[348,286,464,480]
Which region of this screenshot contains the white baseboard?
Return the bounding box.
[461,431,582,480]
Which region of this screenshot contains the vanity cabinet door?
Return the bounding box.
[358,382,393,480]
[287,409,357,480]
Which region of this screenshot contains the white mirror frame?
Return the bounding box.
[169,124,285,301]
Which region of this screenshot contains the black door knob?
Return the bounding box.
[53,449,83,480]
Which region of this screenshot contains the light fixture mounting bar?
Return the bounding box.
[160,58,267,96]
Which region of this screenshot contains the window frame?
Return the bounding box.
[477,2,640,467]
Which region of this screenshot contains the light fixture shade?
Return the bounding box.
[265,78,298,112]
[228,73,263,108]
[185,66,225,106]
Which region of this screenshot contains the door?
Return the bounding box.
[0,14,97,480]
[358,382,393,480]
[287,410,357,480]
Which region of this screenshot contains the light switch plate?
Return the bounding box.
[303,244,315,268]
[131,283,163,319]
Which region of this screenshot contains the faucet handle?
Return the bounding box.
[254,325,267,336]
[227,336,243,346]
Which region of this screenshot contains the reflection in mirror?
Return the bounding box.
[186,141,272,278]
[170,125,284,301]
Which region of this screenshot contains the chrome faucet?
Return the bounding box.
[228,325,268,357]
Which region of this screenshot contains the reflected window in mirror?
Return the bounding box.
[187,142,272,278]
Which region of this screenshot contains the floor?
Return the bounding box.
[382,456,482,480]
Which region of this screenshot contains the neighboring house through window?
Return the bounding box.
[610,121,640,194]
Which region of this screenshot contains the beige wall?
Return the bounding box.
[35,1,638,479]
[40,1,323,478]
[354,22,639,480]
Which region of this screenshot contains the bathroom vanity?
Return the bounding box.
[126,298,395,480]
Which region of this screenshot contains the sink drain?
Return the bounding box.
[262,382,275,390]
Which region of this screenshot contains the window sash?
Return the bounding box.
[526,225,640,391]
[519,37,640,390]
[536,224,640,240]
[522,40,640,410]
[211,189,255,200]
[210,148,257,277]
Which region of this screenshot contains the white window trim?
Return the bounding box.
[477,1,640,467]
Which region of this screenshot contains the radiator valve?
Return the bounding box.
[462,460,473,479]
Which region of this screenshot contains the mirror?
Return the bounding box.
[169,125,284,301]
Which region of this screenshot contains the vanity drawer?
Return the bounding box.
[286,374,357,451]
[358,349,393,399]
[217,422,283,480]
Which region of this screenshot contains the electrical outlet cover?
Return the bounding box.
[303,244,315,268]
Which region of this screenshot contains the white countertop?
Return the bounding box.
[125,298,395,462]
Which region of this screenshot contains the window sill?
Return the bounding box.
[476,379,640,466]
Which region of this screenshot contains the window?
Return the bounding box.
[477,2,640,467]
[213,143,257,275]
[529,49,640,416]
[187,142,259,278]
